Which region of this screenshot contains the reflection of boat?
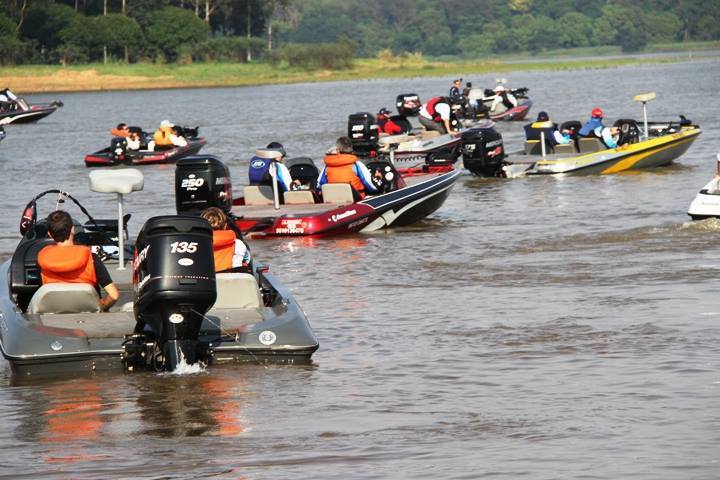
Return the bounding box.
[687,154,720,220]
[175,155,460,237]
[0,98,63,124]
[0,169,318,375]
[84,129,206,167]
[465,94,701,178]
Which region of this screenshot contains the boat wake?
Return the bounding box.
[167,353,207,375]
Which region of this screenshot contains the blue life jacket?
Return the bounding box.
[579,117,603,137]
[248,156,273,186]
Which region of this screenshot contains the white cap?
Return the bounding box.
[160,120,174,128]
[494,86,505,92]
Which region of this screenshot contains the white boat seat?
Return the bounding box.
[321,183,354,204]
[283,190,315,205]
[524,140,542,155]
[28,283,100,314]
[89,168,144,194]
[213,273,262,309]
[244,185,274,206]
[578,138,606,153]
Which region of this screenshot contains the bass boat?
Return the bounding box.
[0,88,63,124]
[85,125,206,167]
[687,154,720,220]
[463,93,701,178]
[175,154,460,237]
[0,169,318,376]
[464,85,532,121]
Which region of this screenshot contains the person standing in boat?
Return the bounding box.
[418,97,456,134]
[152,120,187,150]
[579,108,618,148]
[37,210,119,312]
[248,142,299,195]
[316,137,379,200]
[524,111,571,151]
[449,79,463,103]
[200,207,251,272]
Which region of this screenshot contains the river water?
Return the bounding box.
[0,58,718,479]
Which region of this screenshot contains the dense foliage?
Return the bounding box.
[0,0,718,66]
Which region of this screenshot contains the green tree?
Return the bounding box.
[145,6,209,61]
[0,10,15,37]
[95,14,143,63]
[21,3,78,50]
[557,12,593,47]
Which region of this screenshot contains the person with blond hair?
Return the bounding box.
[200,207,251,272]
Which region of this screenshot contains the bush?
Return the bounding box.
[53,44,89,65]
[192,36,266,62]
[270,41,356,70]
[0,36,31,65]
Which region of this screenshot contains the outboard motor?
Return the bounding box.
[348,112,379,156]
[461,124,505,177]
[396,93,421,116]
[131,215,216,371]
[110,137,128,162]
[175,155,232,215]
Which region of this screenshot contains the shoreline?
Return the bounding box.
[1,50,717,95]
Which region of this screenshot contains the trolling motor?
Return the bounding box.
[175,155,233,215]
[461,122,505,177]
[126,215,217,371]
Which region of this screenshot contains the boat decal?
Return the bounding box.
[259,330,277,346]
[275,218,307,234]
[181,174,205,190]
[169,313,184,324]
[330,209,357,222]
[178,258,194,266]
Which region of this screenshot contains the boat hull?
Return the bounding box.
[0,106,59,124]
[234,169,461,237]
[688,176,720,220]
[84,139,207,167]
[489,99,532,121]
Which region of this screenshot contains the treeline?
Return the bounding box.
[0,0,719,67]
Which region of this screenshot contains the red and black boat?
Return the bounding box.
[0,101,63,124]
[175,154,460,237]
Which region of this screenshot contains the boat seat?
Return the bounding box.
[321,184,354,204]
[554,143,577,154]
[578,138,606,153]
[89,168,144,194]
[213,273,262,309]
[28,283,100,315]
[524,140,542,155]
[283,190,315,205]
[422,131,441,140]
[244,185,274,206]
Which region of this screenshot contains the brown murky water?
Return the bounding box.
[0,58,718,479]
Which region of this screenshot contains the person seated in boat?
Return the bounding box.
[524,111,571,151]
[152,120,187,150]
[126,130,141,151]
[418,97,456,134]
[110,123,131,138]
[248,142,301,195]
[200,207,251,272]
[37,210,119,312]
[316,137,380,201]
[0,88,22,111]
[376,108,404,135]
[489,85,518,113]
[579,108,619,149]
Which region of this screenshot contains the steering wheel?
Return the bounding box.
[20,189,102,240]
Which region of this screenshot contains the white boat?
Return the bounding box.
[688,154,720,220]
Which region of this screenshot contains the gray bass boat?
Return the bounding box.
[0,169,318,377]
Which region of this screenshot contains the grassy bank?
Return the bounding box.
[1,45,717,94]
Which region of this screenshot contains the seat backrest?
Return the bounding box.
[524,140,542,155]
[283,190,315,205]
[28,283,100,314]
[554,143,577,154]
[578,137,605,153]
[321,183,354,204]
[243,185,274,206]
[213,272,262,309]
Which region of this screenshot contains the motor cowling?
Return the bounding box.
[111,137,128,162]
[461,125,505,177]
[175,155,232,215]
[133,215,217,370]
[396,93,421,116]
[348,112,379,156]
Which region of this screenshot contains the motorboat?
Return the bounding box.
[348,112,463,175]
[463,93,701,178]
[175,154,460,237]
[464,85,532,121]
[0,88,63,124]
[687,154,720,220]
[0,169,318,376]
[84,125,206,167]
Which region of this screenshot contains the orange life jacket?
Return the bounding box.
[153,126,173,146]
[323,153,365,197]
[38,245,97,286]
[212,229,236,272]
[110,128,129,138]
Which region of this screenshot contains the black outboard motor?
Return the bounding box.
[175,155,232,215]
[348,112,379,156]
[461,125,505,177]
[110,137,128,162]
[132,215,216,371]
[396,93,421,116]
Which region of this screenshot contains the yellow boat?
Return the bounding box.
[501,93,702,177]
